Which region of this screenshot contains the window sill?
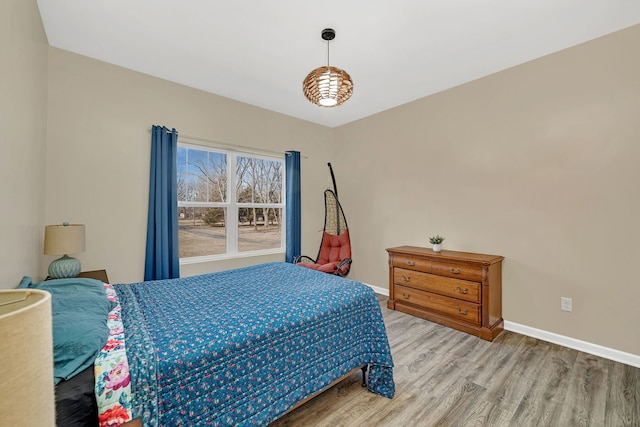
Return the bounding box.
[179,248,285,265]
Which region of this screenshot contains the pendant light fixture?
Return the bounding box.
[303,28,353,107]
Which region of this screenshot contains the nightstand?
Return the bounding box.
[76,270,109,283]
[46,269,109,284]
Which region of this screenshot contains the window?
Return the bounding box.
[177,143,285,261]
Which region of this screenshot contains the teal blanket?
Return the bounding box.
[20,277,112,384]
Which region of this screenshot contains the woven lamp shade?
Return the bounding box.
[0,289,54,426]
[303,66,353,107]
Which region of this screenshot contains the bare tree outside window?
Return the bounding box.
[177,145,285,259]
[236,156,283,252]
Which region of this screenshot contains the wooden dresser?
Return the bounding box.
[386,246,504,341]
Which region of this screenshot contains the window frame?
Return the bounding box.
[177,142,286,264]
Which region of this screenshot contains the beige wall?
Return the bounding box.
[45,48,332,284]
[0,0,48,288]
[10,3,638,357]
[333,25,640,356]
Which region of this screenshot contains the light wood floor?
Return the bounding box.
[270,296,640,427]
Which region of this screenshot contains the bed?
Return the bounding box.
[37,262,394,426]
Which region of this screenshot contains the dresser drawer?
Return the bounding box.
[391,254,431,272]
[394,268,480,303]
[432,260,483,282]
[395,284,481,325]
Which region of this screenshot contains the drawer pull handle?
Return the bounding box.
[401,275,411,282]
[450,267,461,274]
[455,286,469,294]
[456,306,469,315]
[406,260,416,266]
[402,293,411,299]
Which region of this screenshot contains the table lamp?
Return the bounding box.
[0,289,55,426]
[44,222,86,279]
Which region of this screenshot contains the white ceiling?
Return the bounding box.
[36,0,640,128]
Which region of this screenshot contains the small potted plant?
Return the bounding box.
[429,235,445,252]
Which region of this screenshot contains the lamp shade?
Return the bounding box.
[303,66,353,107]
[0,289,54,426]
[44,223,85,255]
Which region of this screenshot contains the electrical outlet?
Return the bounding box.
[561,297,572,312]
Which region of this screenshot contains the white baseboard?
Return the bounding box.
[366,283,388,296]
[364,281,640,368]
[504,321,640,368]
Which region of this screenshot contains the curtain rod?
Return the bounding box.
[150,127,306,158]
[180,134,289,157]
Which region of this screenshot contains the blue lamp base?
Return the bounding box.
[48,254,81,279]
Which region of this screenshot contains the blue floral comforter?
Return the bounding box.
[113,262,394,426]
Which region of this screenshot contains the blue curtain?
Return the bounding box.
[144,125,180,280]
[285,151,301,263]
